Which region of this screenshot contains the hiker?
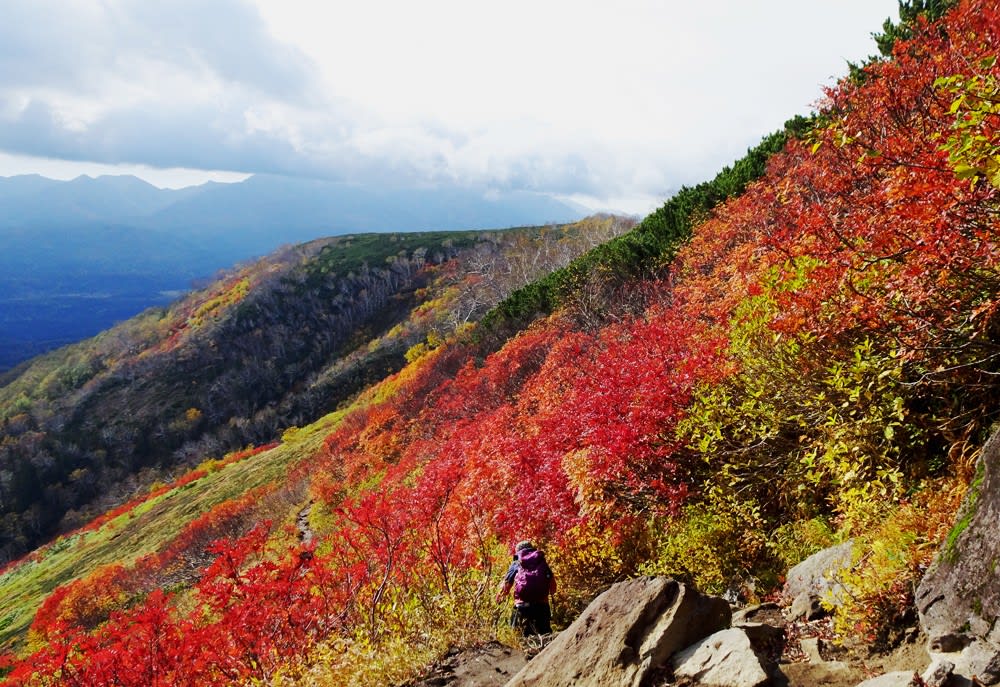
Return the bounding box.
[495,540,557,635]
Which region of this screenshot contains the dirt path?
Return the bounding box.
[403,642,528,687]
[296,500,314,547]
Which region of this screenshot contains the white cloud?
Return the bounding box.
[0,0,901,213]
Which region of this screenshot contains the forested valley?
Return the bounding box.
[0,217,630,562]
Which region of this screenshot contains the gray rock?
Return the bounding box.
[732,602,782,626]
[921,658,955,687]
[955,641,1000,685]
[929,633,972,653]
[672,628,770,687]
[504,577,731,687]
[737,622,785,666]
[789,591,827,621]
[782,541,854,614]
[854,671,921,687]
[800,637,825,664]
[916,428,1000,685]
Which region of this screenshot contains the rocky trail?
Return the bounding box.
[403,429,1000,687]
[404,595,929,687]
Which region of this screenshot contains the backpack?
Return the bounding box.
[514,549,550,603]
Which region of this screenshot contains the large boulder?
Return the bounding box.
[504,577,731,687]
[671,628,770,687]
[782,540,854,620]
[916,428,1000,684]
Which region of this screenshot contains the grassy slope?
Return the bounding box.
[0,219,628,652]
[0,411,340,651]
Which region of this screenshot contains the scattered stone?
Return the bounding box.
[789,591,828,621]
[732,602,783,626]
[295,500,314,546]
[672,628,770,687]
[783,541,854,625]
[504,577,730,687]
[921,658,955,687]
[800,637,826,664]
[853,670,922,687]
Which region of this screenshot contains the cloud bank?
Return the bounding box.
[0,0,899,211]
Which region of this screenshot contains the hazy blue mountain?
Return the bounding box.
[0,174,61,201]
[0,173,584,370]
[0,175,174,227]
[143,175,584,259]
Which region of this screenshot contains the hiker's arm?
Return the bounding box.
[549,576,557,595]
[496,559,518,602]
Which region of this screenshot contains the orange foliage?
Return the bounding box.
[8,2,1000,681]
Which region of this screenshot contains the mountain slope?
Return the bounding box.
[0,216,631,565]
[0,174,584,371]
[2,1,997,685]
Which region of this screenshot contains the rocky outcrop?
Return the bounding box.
[504,577,731,687]
[782,540,854,620]
[916,428,1000,684]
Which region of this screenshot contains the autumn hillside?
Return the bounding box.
[0,218,632,563]
[3,0,1000,684]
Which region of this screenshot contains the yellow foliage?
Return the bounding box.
[828,476,969,646]
[550,518,641,620]
[269,570,503,687]
[194,457,223,474]
[767,517,837,569]
[404,342,430,363]
[169,407,205,435]
[641,494,774,598]
[426,329,444,348]
[680,317,916,526]
[189,277,251,327]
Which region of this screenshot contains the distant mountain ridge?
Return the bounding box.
[0,174,584,370]
[0,173,583,238]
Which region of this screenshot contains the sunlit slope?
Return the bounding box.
[0,218,629,565]
[4,2,999,685]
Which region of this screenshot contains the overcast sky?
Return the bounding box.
[0,0,899,213]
